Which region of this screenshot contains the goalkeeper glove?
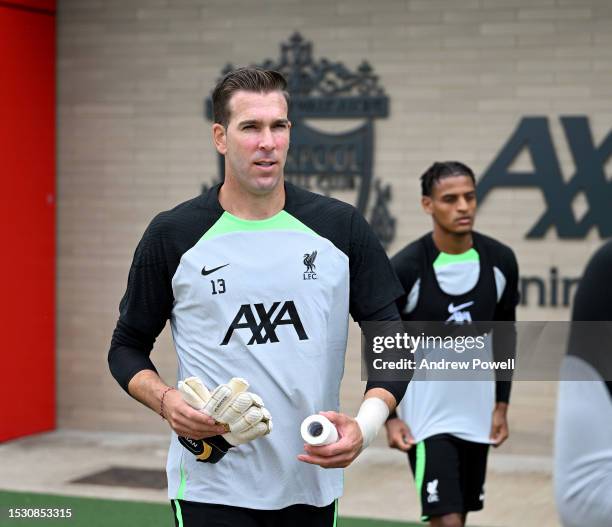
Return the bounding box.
[177,376,272,463]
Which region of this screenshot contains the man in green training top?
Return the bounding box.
[109,67,408,527]
[386,161,519,527]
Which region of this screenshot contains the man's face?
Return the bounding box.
[422,174,477,234]
[213,90,291,195]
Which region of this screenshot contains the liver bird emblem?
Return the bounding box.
[303,251,317,273]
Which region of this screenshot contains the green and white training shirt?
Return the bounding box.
[109,182,403,509]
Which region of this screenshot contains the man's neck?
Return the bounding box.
[218,178,285,220]
[431,227,473,254]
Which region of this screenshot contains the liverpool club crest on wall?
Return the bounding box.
[205,32,396,247]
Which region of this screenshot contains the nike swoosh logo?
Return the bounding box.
[448,301,474,313]
[201,264,229,276]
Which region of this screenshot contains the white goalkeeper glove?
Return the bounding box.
[177,376,272,463]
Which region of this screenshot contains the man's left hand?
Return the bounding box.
[490,402,509,447]
[297,411,363,468]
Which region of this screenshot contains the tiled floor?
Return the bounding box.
[0,430,559,526]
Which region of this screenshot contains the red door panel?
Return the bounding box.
[0,4,55,441]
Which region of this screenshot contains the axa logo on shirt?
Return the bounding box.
[427,479,440,503]
[221,301,309,345]
[446,301,474,323]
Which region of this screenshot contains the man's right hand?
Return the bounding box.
[174,376,272,464]
[162,388,227,439]
[385,417,415,452]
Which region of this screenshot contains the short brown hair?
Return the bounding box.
[211,67,290,127]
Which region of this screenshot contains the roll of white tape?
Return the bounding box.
[300,414,339,446]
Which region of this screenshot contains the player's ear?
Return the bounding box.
[212,123,227,155]
[421,196,433,215]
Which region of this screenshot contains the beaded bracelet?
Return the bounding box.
[160,386,176,420]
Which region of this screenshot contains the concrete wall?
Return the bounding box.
[56,0,612,434]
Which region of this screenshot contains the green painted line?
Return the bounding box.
[0,490,430,527]
[0,490,173,527]
[340,517,422,526]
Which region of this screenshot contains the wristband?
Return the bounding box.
[355,398,390,450]
[160,386,175,420]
